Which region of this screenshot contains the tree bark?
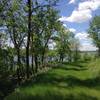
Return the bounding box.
[98,47,100,57]
[59,54,64,63]
[41,51,45,67]
[35,54,38,73]
[31,32,34,74]
[26,0,32,79]
[31,53,34,74]
[16,48,21,85]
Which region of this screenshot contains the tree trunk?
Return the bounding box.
[26,0,32,79]
[31,54,34,74]
[98,47,100,57]
[41,51,45,67]
[59,54,61,62]
[31,32,34,74]
[41,36,51,67]
[35,55,38,73]
[59,54,64,63]
[17,48,21,85]
[17,48,21,67]
[61,57,64,62]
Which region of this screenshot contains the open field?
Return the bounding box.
[5,59,100,100]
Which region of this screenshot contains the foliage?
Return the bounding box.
[0,0,99,99]
[55,26,80,62]
[88,16,100,56]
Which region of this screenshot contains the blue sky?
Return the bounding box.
[57,0,100,51]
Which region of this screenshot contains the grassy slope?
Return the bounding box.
[5,59,100,100]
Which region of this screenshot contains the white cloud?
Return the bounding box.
[69,28,76,33]
[69,0,76,4]
[59,0,100,23]
[75,32,92,45]
[59,9,92,23]
[79,43,98,51]
[75,32,89,40]
[59,16,69,22]
[78,0,100,11]
[75,32,98,51]
[66,9,92,23]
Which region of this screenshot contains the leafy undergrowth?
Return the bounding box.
[5,59,100,100]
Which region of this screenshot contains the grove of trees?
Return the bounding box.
[1,0,100,99]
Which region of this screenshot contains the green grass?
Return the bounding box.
[5,59,100,100]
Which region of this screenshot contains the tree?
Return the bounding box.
[5,0,27,83]
[25,0,59,77]
[26,0,32,78]
[29,0,60,72]
[55,26,74,62]
[88,16,100,56]
[70,38,80,62]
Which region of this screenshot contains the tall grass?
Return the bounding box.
[5,59,100,100]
